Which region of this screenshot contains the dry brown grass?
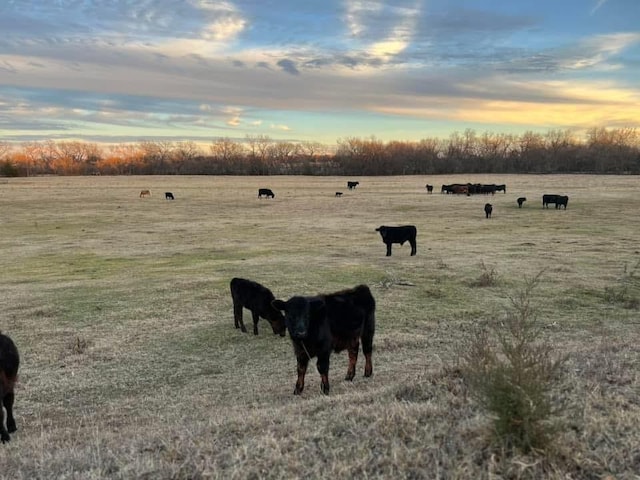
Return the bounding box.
[0,174,638,479]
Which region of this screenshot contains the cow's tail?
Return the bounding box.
[356,285,375,355]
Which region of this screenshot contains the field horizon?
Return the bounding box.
[0,174,638,479]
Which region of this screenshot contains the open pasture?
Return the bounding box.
[0,174,638,479]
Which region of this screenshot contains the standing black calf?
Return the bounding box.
[375,225,417,256]
[272,284,375,395]
[484,203,493,218]
[0,332,19,444]
[165,192,175,200]
[230,278,286,336]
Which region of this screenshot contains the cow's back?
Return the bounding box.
[230,277,274,309]
[324,285,375,335]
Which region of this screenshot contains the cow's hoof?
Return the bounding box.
[294,385,304,395]
[344,372,355,381]
[7,422,16,433]
[1,434,9,443]
[321,384,330,395]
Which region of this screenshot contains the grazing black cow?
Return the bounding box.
[543,194,569,209]
[335,192,343,197]
[272,284,375,395]
[230,278,286,336]
[425,184,433,193]
[484,203,493,218]
[495,184,507,194]
[0,332,19,444]
[258,188,275,198]
[347,181,359,190]
[517,197,527,208]
[165,192,175,200]
[375,225,417,256]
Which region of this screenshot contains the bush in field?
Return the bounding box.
[470,260,499,287]
[461,272,564,453]
[604,260,640,309]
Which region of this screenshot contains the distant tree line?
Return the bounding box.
[1,128,639,177]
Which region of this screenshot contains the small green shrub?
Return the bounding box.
[461,272,564,453]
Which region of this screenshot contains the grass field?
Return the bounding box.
[0,174,638,479]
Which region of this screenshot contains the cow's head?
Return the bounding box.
[265,308,287,337]
[375,226,388,240]
[272,296,325,340]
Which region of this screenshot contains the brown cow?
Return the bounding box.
[139,189,151,198]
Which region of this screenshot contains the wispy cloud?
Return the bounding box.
[590,0,609,15]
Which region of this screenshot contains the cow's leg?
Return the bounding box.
[294,354,309,395]
[364,352,373,377]
[234,303,247,332]
[409,238,417,256]
[4,391,16,433]
[345,339,359,381]
[386,242,392,256]
[251,311,260,335]
[316,352,330,395]
[0,395,8,443]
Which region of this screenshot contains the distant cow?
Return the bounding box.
[165,192,175,200]
[272,284,375,395]
[495,184,507,194]
[375,225,417,256]
[230,278,286,336]
[543,194,569,209]
[139,189,151,198]
[517,197,527,208]
[258,188,275,198]
[426,184,433,193]
[347,181,359,190]
[335,192,343,197]
[0,332,20,443]
[484,203,493,218]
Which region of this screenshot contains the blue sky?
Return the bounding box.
[0,0,638,146]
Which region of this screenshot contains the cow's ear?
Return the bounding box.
[272,299,287,312]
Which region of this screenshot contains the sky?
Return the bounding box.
[0,0,639,147]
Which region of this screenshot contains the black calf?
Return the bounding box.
[230,278,286,336]
[272,284,375,395]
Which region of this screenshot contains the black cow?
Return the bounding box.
[258,188,275,199]
[165,192,175,200]
[272,284,375,395]
[495,184,507,194]
[543,194,569,209]
[517,197,527,208]
[347,181,359,190]
[484,203,493,218]
[375,225,417,256]
[335,192,343,197]
[425,184,433,193]
[0,332,19,444]
[230,278,286,336]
